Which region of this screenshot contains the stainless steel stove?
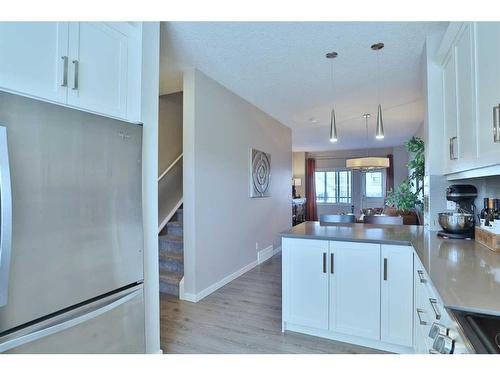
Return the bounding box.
[450,309,500,354]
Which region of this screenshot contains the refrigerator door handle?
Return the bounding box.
[0,125,13,307]
[0,287,141,352]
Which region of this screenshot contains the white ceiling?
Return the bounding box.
[160,22,448,151]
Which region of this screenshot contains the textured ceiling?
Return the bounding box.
[160,22,447,151]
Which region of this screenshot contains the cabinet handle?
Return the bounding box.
[61,56,68,87]
[494,105,500,143]
[429,298,441,320]
[383,258,388,281]
[417,270,427,283]
[449,136,458,160]
[72,60,79,90]
[322,253,327,273]
[330,253,334,274]
[416,308,428,326]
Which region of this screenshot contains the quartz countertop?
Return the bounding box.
[281,221,500,316]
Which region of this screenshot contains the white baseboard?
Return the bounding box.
[180,245,281,303]
[181,259,258,303]
[178,276,185,300]
[258,245,281,264]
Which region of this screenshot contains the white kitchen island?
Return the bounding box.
[281,221,500,354]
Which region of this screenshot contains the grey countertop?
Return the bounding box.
[281,221,500,316]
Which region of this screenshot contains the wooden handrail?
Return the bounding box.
[158,153,183,182]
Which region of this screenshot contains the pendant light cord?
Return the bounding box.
[330,58,335,108]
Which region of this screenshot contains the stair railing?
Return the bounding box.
[158,153,183,233]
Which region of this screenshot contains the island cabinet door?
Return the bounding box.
[282,238,329,330]
[380,245,414,347]
[329,241,381,340]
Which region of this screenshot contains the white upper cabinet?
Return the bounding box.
[475,22,500,162]
[380,245,414,347]
[443,51,459,171]
[439,22,500,177]
[0,22,141,123]
[282,238,329,330]
[0,22,69,104]
[455,24,477,163]
[67,23,128,120]
[329,241,381,340]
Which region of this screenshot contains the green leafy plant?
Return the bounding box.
[386,136,425,213]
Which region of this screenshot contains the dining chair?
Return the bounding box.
[363,215,403,225]
[319,214,356,224]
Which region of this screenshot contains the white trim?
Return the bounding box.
[178,276,185,300]
[285,322,414,354]
[158,198,183,233]
[181,259,258,303]
[180,246,282,303]
[257,245,281,264]
[158,153,183,182]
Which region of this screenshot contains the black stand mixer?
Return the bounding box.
[437,184,478,240]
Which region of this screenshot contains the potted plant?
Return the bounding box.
[386,137,424,225]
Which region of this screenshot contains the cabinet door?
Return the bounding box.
[455,23,477,163]
[475,22,500,162]
[443,51,459,171]
[0,22,68,103]
[67,22,128,119]
[282,238,329,330]
[380,245,414,347]
[329,241,381,340]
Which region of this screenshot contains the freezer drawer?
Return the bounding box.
[0,285,145,354]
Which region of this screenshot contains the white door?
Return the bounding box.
[282,238,329,330]
[329,241,381,340]
[455,23,477,163]
[0,22,68,103]
[361,170,385,209]
[443,50,459,171]
[67,22,128,119]
[475,22,500,162]
[380,245,414,347]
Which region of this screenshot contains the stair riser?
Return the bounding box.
[159,238,183,253]
[159,258,184,274]
[159,281,179,297]
[167,225,183,237]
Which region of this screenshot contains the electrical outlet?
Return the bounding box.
[446,201,457,211]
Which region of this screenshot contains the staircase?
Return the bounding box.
[158,206,184,297]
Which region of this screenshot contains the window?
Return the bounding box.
[315,170,352,204]
[364,171,384,198]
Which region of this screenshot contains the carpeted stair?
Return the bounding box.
[159,207,183,297]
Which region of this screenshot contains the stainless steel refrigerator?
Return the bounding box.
[0,92,145,353]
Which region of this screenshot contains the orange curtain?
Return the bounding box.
[385,154,394,198]
[305,158,318,221]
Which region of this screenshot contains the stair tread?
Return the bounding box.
[167,221,183,227]
[160,270,183,283]
[159,234,183,242]
[159,251,183,262]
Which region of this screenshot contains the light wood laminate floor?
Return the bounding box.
[160,253,384,354]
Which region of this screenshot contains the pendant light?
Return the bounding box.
[326,51,338,142]
[346,114,390,170]
[371,42,385,140]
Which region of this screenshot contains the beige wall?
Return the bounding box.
[183,69,292,299]
[292,152,306,197]
[158,92,183,176]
